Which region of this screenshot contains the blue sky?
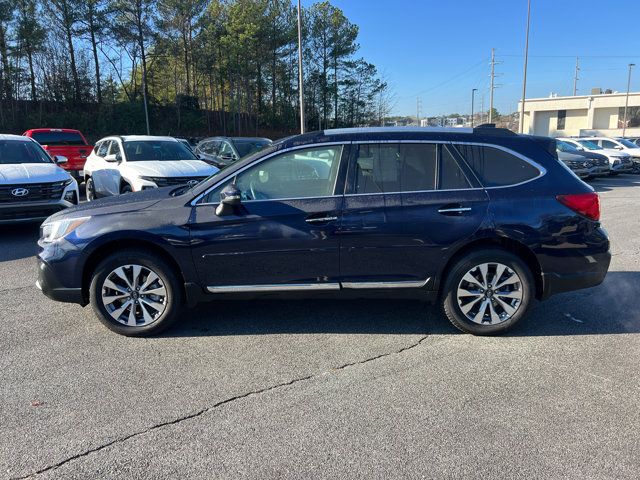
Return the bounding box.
[303,0,640,117]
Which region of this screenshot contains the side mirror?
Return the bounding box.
[104,153,121,162]
[215,184,241,216]
[614,145,623,150]
[54,155,68,164]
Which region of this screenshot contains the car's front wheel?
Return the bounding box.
[89,250,183,336]
[442,249,535,335]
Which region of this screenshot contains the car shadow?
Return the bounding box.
[0,224,40,262]
[590,174,640,192]
[164,271,640,338]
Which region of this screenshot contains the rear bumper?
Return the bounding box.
[541,250,611,299]
[37,258,85,305]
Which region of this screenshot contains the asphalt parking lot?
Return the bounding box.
[2,176,640,479]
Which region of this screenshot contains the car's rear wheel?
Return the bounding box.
[442,249,534,335]
[86,177,96,201]
[89,250,183,336]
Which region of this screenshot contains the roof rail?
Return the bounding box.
[472,125,517,136]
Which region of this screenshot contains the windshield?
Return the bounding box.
[233,139,272,158]
[30,131,86,146]
[0,140,54,164]
[556,140,579,153]
[616,138,639,149]
[576,140,602,150]
[123,140,198,162]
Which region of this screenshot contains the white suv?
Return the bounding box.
[0,135,79,223]
[84,135,218,200]
[558,137,634,175]
[582,137,640,173]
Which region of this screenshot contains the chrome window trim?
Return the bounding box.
[191,139,547,205]
[191,142,348,206]
[207,283,341,293]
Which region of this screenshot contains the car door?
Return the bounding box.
[339,142,489,287]
[91,139,123,197]
[189,143,348,290]
[397,143,490,283]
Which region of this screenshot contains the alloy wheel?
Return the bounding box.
[101,264,167,326]
[456,262,523,325]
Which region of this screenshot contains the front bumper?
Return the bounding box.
[36,257,85,304]
[588,165,610,177]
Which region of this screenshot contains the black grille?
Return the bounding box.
[150,176,207,187]
[0,181,69,203]
[0,206,63,221]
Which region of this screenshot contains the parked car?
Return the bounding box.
[558,137,633,175]
[23,128,93,181]
[37,127,610,337]
[584,137,640,173]
[0,134,79,224]
[624,137,640,146]
[175,138,195,153]
[83,135,218,200]
[195,137,272,168]
[556,140,609,178]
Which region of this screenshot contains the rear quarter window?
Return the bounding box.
[454,144,540,187]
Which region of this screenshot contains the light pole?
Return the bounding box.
[297,0,306,134]
[471,88,477,127]
[519,0,531,133]
[622,63,635,137]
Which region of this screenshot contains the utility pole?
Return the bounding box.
[489,48,495,123]
[623,63,635,137]
[572,56,580,96]
[297,0,305,134]
[416,97,422,125]
[519,0,531,133]
[471,88,477,127]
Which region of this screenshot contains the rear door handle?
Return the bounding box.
[438,205,472,215]
[306,215,338,224]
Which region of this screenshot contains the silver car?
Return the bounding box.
[0,135,79,224]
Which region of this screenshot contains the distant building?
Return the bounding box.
[420,119,429,127]
[519,91,640,137]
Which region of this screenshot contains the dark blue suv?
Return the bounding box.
[37,127,611,336]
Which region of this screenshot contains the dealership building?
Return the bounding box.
[519,90,640,138]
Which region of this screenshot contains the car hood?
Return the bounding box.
[557,151,586,161]
[123,160,218,178]
[0,163,70,184]
[599,149,630,158]
[48,186,177,221]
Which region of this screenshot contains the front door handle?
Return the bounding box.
[306,215,338,224]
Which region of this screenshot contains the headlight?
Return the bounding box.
[41,216,91,243]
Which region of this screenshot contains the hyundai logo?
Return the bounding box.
[187,180,199,188]
[11,187,29,197]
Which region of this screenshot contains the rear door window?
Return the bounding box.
[453,144,540,187]
[30,131,86,146]
[352,143,437,194]
[440,146,472,189]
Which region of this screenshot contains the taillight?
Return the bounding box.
[556,192,600,221]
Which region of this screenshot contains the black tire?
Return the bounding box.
[442,248,535,335]
[89,249,183,336]
[86,177,96,201]
[120,183,133,194]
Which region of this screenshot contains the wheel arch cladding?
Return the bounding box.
[437,236,543,300]
[82,239,187,304]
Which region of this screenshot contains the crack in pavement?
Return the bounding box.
[11,334,430,479]
[0,285,34,294]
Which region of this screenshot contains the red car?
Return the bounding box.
[23,128,93,180]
